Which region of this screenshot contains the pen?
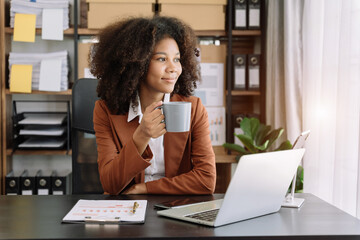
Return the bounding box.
[132,201,139,214]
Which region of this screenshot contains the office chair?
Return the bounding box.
[72,78,103,194]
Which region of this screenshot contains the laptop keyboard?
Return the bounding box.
[185,209,219,222]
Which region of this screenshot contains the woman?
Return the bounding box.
[91,16,216,195]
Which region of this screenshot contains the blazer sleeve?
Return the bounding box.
[145,98,217,194]
[93,101,152,195]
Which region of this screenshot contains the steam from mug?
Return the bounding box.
[161,102,191,132]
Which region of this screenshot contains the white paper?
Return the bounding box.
[249,9,260,27]
[84,68,96,79]
[42,8,64,40]
[249,67,260,89]
[39,58,62,91]
[18,114,66,125]
[207,107,226,146]
[62,200,147,223]
[10,0,70,29]
[235,9,246,27]
[235,67,246,88]
[9,51,69,91]
[19,126,66,136]
[234,127,244,146]
[195,63,224,107]
[18,137,66,148]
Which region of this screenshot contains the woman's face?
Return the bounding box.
[143,37,182,95]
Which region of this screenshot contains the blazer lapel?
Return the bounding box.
[164,131,189,177]
[108,113,145,183]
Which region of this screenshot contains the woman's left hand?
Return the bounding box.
[122,183,148,194]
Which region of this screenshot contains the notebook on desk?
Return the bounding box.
[157,148,306,227]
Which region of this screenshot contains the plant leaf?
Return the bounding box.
[255,124,271,146]
[263,128,284,151]
[222,143,248,154]
[254,139,269,151]
[275,140,293,151]
[237,134,258,153]
[240,118,259,139]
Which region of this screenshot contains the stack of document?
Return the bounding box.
[10,0,70,30]
[9,51,69,91]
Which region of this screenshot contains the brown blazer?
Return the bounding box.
[93,94,216,195]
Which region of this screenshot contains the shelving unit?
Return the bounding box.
[0,0,266,194]
[0,0,76,194]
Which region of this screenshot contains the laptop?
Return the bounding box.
[157,148,306,227]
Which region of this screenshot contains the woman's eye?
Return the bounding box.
[157,57,166,62]
[174,58,181,63]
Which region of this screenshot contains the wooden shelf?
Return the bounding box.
[232,30,261,36]
[5,89,72,95]
[6,149,72,156]
[4,27,261,38]
[226,90,261,96]
[77,28,261,37]
[213,146,237,164]
[5,27,76,35]
[77,28,100,35]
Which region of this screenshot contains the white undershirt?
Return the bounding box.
[127,93,170,182]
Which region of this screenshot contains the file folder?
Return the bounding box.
[51,170,72,195]
[247,54,260,90]
[248,0,261,29]
[20,169,36,195]
[233,54,247,90]
[36,170,52,195]
[233,0,247,30]
[5,171,21,195]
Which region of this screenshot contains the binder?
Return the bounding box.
[247,54,260,90]
[51,170,72,195]
[233,54,247,90]
[248,0,261,30]
[233,0,247,30]
[36,170,52,195]
[5,171,20,195]
[20,169,36,195]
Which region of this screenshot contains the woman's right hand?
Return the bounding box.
[139,101,166,139]
[133,101,166,155]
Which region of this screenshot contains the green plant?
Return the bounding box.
[222,117,303,192]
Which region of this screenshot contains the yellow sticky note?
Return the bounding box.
[10,65,33,93]
[13,13,36,42]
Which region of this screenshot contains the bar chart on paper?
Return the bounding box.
[62,200,147,224]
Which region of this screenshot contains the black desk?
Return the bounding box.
[1,193,360,240]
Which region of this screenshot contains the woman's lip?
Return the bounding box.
[162,78,176,81]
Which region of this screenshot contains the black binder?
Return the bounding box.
[233,54,247,90]
[233,0,247,30]
[36,170,52,195]
[247,54,260,90]
[5,171,20,195]
[51,170,72,195]
[20,170,36,195]
[248,0,261,30]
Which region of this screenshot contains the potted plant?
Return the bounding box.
[222,117,303,192]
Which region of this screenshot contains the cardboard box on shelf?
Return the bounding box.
[78,41,95,79]
[158,0,227,31]
[86,0,155,29]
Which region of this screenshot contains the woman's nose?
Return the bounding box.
[166,61,179,72]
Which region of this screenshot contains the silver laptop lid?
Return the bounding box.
[214,148,305,227]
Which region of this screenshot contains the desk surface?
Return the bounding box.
[1,193,360,240]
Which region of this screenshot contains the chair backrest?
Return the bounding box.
[72,78,99,133]
[71,78,103,194]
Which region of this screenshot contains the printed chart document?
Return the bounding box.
[62,200,147,224]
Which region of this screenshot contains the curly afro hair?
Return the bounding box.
[90,16,201,115]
